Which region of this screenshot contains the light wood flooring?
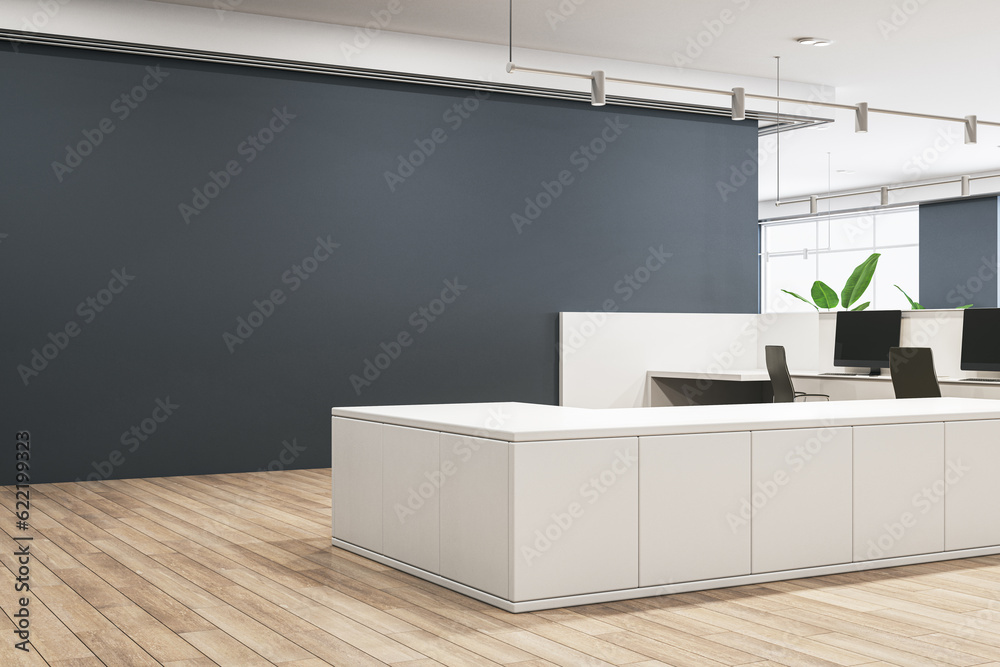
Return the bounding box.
[4,469,1000,666]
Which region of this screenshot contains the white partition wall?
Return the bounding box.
[560,312,760,408]
[756,312,821,371]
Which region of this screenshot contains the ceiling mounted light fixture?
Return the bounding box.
[731,87,746,121]
[591,70,606,106]
[855,102,869,133]
[796,37,831,46]
[965,115,978,144]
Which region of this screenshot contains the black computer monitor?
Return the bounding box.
[833,310,902,376]
[961,307,1000,371]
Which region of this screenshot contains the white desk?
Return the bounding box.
[647,369,1000,406]
[332,398,1000,612]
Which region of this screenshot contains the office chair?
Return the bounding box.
[889,347,942,399]
[765,345,830,403]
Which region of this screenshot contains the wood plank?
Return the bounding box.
[5,470,1000,667]
[179,629,274,666]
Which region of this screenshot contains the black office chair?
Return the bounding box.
[765,345,830,403]
[889,347,942,399]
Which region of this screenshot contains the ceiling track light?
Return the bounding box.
[731,87,746,121]
[781,173,997,211]
[591,70,606,106]
[855,102,869,133]
[966,115,978,144]
[503,63,1000,139]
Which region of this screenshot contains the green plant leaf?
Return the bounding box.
[958,304,974,309]
[894,284,918,309]
[781,289,818,310]
[811,281,839,309]
[852,301,870,311]
[841,253,881,308]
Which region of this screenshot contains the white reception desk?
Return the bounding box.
[332,398,1000,612]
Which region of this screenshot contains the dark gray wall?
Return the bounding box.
[1,44,758,485]
[919,197,999,308]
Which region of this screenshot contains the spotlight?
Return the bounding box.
[965,115,978,144]
[731,87,746,121]
[855,103,869,133]
[591,70,606,106]
[796,37,832,46]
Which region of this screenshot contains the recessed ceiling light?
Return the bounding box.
[836,169,855,174]
[796,37,832,46]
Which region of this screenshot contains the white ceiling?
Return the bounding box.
[154,0,1000,204]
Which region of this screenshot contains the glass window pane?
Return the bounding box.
[828,214,876,251]
[763,253,817,312]
[764,220,817,253]
[876,209,919,246]
[760,207,918,314]
[872,246,919,311]
[816,218,830,250]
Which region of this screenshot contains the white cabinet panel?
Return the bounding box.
[752,427,853,573]
[382,425,440,573]
[640,432,750,586]
[511,437,638,602]
[332,417,382,552]
[439,434,509,598]
[945,420,1000,551]
[854,422,944,561]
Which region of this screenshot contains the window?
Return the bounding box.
[760,207,919,313]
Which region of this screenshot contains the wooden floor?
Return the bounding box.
[4,471,1000,666]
